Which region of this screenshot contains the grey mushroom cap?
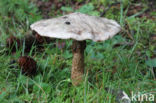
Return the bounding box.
[30,12,121,42]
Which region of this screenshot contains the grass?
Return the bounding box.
[0,0,156,103]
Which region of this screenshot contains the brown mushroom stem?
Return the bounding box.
[71,40,86,86]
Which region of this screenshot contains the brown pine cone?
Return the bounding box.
[18,56,37,76]
[6,35,20,52]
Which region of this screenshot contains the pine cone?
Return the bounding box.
[18,56,37,76]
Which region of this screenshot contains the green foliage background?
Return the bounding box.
[0,0,155,102]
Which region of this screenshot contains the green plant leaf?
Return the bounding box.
[63,51,72,59]
[76,3,94,14]
[61,7,73,12]
[17,75,33,85]
[146,58,156,67]
[33,83,51,94]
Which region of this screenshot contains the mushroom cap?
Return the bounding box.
[30,12,121,42]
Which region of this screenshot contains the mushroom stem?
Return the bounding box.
[71,40,86,86]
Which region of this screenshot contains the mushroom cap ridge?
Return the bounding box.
[30,12,121,42]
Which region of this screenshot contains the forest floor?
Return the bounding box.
[0,0,156,103]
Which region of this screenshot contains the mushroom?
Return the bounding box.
[30,12,121,85]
